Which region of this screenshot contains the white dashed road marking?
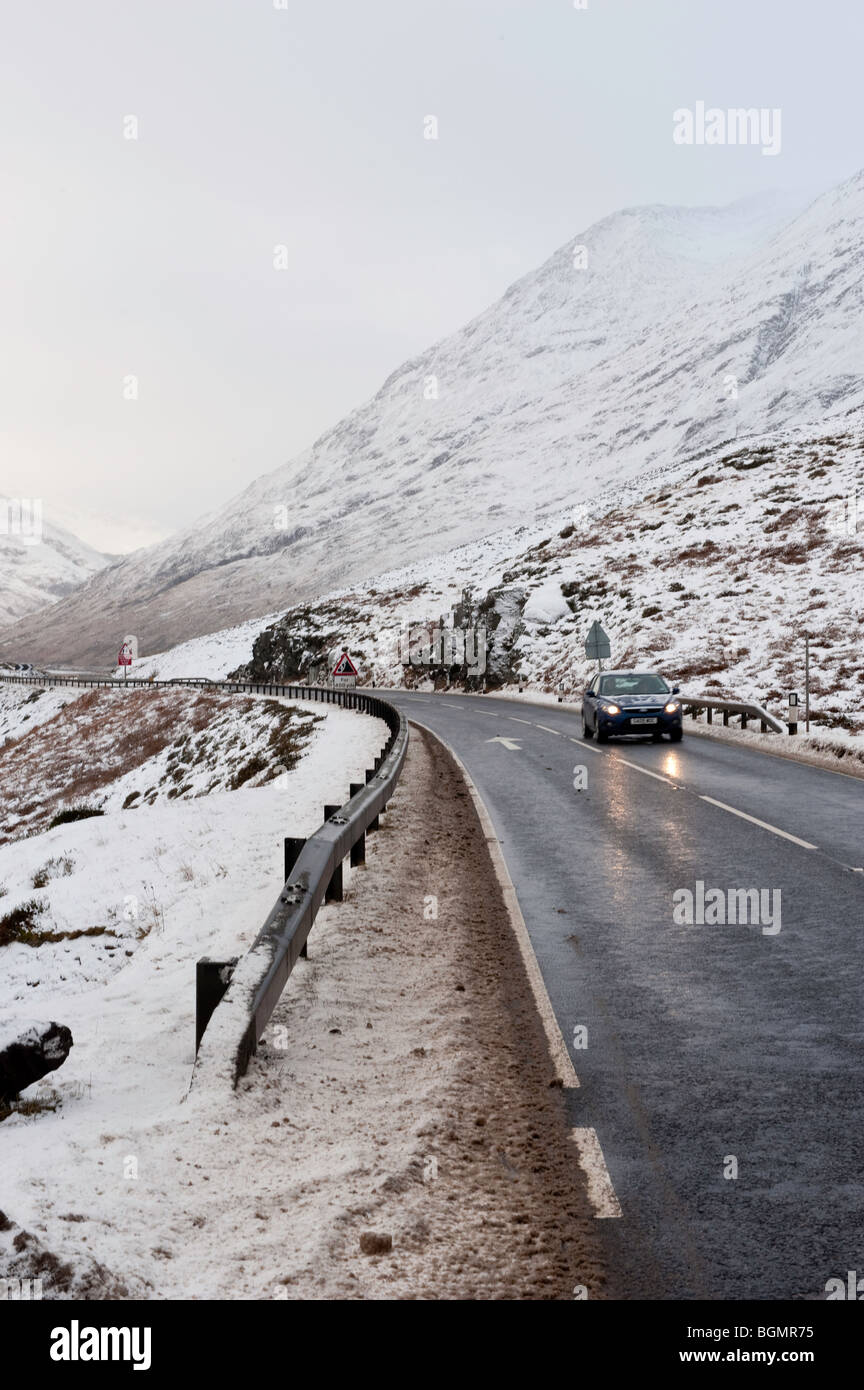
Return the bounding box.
[699,796,817,850]
[569,737,604,754]
[563,737,817,844]
[613,756,678,787]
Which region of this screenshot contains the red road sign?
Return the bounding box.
[332,652,358,677]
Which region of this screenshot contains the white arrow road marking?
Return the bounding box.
[486,736,522,751]
[699,795,818,849]
[570,1128,623,1218]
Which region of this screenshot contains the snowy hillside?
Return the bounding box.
[204,426,862,736]
[0,497,111,632]
[0,679,389,1295]
[4,173,864,667]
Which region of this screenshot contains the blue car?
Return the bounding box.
[581,670,683,743]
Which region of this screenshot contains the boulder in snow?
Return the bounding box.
[0,1021,73,1103]
[522,580,571,626]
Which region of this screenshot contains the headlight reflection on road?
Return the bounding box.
[601,762,644,906]
[662,752,680,780]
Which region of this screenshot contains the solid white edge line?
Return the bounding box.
[699,795,818,849]
[407,718,581,1091]
[570,1128,623,1219]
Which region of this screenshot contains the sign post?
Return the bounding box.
[118,641,133,682]
[584,621,611,672]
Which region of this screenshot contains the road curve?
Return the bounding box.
[382,689,864,1301]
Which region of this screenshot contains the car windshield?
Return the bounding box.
[598,674,670,695]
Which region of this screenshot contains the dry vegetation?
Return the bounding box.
[0,689,322,846]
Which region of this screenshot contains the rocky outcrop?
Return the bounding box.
[0,1021,73,1103]
[400,585,527,691]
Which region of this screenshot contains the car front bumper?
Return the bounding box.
[598,708,683,736]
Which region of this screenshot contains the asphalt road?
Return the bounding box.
[383,689,864,1301]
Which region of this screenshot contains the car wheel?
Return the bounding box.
[670,727,683,742]
[582,714,594,740]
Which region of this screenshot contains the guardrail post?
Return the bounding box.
[196,958,239,1053]
[323,805,344,900]
[326,860,343,901]
[723,710,729,726]
[706,707,713,725]
[364,769,380,831]
[284,837,308,955]
[284,836,305,880]
[741,712,748,730]
[349,782,365,865]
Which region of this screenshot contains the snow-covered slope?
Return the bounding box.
[213,426,861,736]
[0,683,388,1295]
[0,498,111,633]
[4,174,864,667]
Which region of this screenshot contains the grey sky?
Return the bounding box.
[1,0,861,551]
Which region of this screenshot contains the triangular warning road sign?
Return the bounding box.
[333,651,358,676]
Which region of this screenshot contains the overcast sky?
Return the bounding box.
[2,0,862,551]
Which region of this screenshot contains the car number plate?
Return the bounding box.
[630,717,658,725]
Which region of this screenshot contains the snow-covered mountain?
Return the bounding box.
[3,172,863,667]
[134,426,864,738]
[0,498,111,636]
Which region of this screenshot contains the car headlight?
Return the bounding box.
[603,703,621,715]
[664,701,680,713]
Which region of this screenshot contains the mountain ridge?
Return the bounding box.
[0,499,111,635]
[2,173,862,666]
